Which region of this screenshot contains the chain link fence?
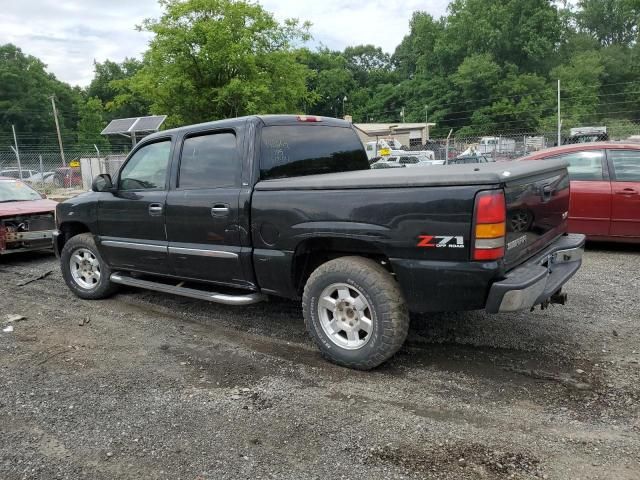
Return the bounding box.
[0,149,128,196]
[407,123,640,161]
[3,122,640,196]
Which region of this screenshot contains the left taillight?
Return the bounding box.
[473,190,506,261]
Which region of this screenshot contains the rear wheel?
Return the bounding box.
[302,256,409,370]
[60,233,118,299]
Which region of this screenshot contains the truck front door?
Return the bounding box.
[165,130,248,287]
[97,139,172,275]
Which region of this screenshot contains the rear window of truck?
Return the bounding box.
[259,126,369,180]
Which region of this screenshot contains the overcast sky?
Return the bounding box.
[0,0,450,87]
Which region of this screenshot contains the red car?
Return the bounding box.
[0,177,57,255]
[53,166,83,188]
[521,142,640,243]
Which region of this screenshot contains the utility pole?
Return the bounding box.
[445,128,453,163]
[557,80,561,146]
[400,107,405,123]
[49,95,66,166]
[425,105,429,142]
[10,125,22,178]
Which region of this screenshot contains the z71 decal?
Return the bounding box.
[417,235,465,248]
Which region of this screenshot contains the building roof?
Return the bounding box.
[353,122,436,136]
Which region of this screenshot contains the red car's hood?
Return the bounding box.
[0,199,57,217]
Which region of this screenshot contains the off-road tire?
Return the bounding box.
[302,256,409,370]
[60,233,118,300]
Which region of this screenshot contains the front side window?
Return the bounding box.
[609,150,640,182]
[179,132,238,189]
[552,150,604,181]
[119,141,171,191]
[260,126,369,180]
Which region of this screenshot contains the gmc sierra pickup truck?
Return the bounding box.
[54,115,585,369]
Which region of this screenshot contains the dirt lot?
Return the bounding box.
[1,244,639,479]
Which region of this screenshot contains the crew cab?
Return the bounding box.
[54,115,585,369]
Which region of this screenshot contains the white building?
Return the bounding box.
[351,121,437,147]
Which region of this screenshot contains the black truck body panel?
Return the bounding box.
[55,115,583,315]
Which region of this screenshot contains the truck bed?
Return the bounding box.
[254,159,568,190]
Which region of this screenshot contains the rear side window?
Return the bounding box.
[552,150,604,181]
[609,150,640,181]
[259,126,369,180]
[179,132,238,189]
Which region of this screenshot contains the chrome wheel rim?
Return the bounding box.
[69,248,101,290]
[317,283,374,350]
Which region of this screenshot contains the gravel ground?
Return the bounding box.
[0,244,639,479]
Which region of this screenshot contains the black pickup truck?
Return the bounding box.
[54,115,584,369]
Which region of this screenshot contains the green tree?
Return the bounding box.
[121,0,316,126]
[87,58,150,120]
[0,44,80,150]
[77,97,108,148]
[576,0,640,46]
[439,0,562,73]
[393,12,445,77]
[552,51,604,127]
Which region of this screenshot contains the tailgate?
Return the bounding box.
[503,162,570,270]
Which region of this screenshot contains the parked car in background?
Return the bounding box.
[0,177,57,255]
[53,166,82,188]
[26,171,56,185]
[371,160,405,169]
[0,169,38,180]
[374,156,436,168]
[446,155,492,165]
[520,142,640,243]
[565,126,609,144]
[477,136,516,155]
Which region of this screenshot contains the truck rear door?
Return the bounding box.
[503,163,571,270]
[165,129,250,288]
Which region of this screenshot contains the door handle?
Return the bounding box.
[615,188,638,195]
[211,204,230,216]
[148,203,164,216]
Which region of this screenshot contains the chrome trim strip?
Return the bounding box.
[101,240,167,253]
[168,246,238,259]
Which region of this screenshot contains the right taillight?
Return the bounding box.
[473,190,506,261]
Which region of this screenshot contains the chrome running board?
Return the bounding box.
[110,272,266,306]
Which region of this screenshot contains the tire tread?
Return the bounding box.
[302,256,409,370]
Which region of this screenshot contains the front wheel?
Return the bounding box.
[302,256,409,370]
[60,233,118,300]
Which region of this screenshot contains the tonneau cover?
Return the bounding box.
[254,159,569,190]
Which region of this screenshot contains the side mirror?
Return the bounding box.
[92,174,113,192]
